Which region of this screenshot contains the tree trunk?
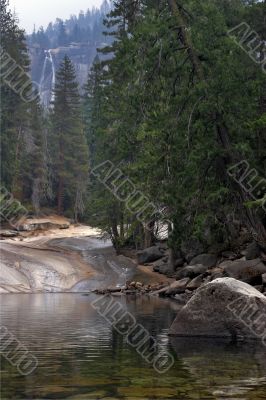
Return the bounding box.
[57,177,63,215]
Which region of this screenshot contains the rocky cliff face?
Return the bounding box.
[29,41,106,108]
[27,1,112,107]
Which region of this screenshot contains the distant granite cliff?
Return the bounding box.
[27,0,112,107]
[29,41,107,107]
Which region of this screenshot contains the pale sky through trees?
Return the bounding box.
[9,0,103,33]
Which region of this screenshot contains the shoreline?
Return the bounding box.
[0,221,172,294]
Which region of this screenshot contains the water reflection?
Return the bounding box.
[1,294,266,399]
[170,338,266,399]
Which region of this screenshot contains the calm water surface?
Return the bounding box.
[1,293,266,400]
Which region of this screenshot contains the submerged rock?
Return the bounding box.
[169,277,266,341]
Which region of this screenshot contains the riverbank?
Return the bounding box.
[0,217,173,293]
[120,240,266,303]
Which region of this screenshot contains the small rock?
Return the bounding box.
[164,279,191,296]
[187,274,204,290]
[173,277,191,288]
[245,241,261,260]
[210,267,224,280]
[0,230,19,238]
[176,264,208,280]
[221,251,237,260]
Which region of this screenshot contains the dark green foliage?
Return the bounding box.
[1,0,265,244]
[0,0,47,212]
[84,0,266,249]
[51,55,89,218]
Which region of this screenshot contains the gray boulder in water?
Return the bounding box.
[169,277,266,341]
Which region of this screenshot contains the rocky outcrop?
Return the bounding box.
[169,278,266,341]
[0,240,94,293]
[17,217,70,232]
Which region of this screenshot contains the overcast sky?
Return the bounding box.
[9,0,103,33]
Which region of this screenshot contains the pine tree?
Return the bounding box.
[0,0,35,196]
[84,0,266,250]
[57,21,68,46]
[51,55,89,218]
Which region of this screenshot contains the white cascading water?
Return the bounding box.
[48,50,55,102]
[39,52,49,105]
[39,49,56,108]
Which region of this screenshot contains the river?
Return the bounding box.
[1,236,266,399]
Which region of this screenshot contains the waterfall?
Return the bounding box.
[48,50,55,102]
[39,49,56,108]
[39,51,49,105]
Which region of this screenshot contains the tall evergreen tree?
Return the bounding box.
[51,55,89,218]
[0,0,46,211]
[84,0,266,250]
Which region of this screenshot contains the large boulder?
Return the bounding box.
[169,278,266,341]
[189,253,218,268]
[222,258,266,285]
[137,246,164,264]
